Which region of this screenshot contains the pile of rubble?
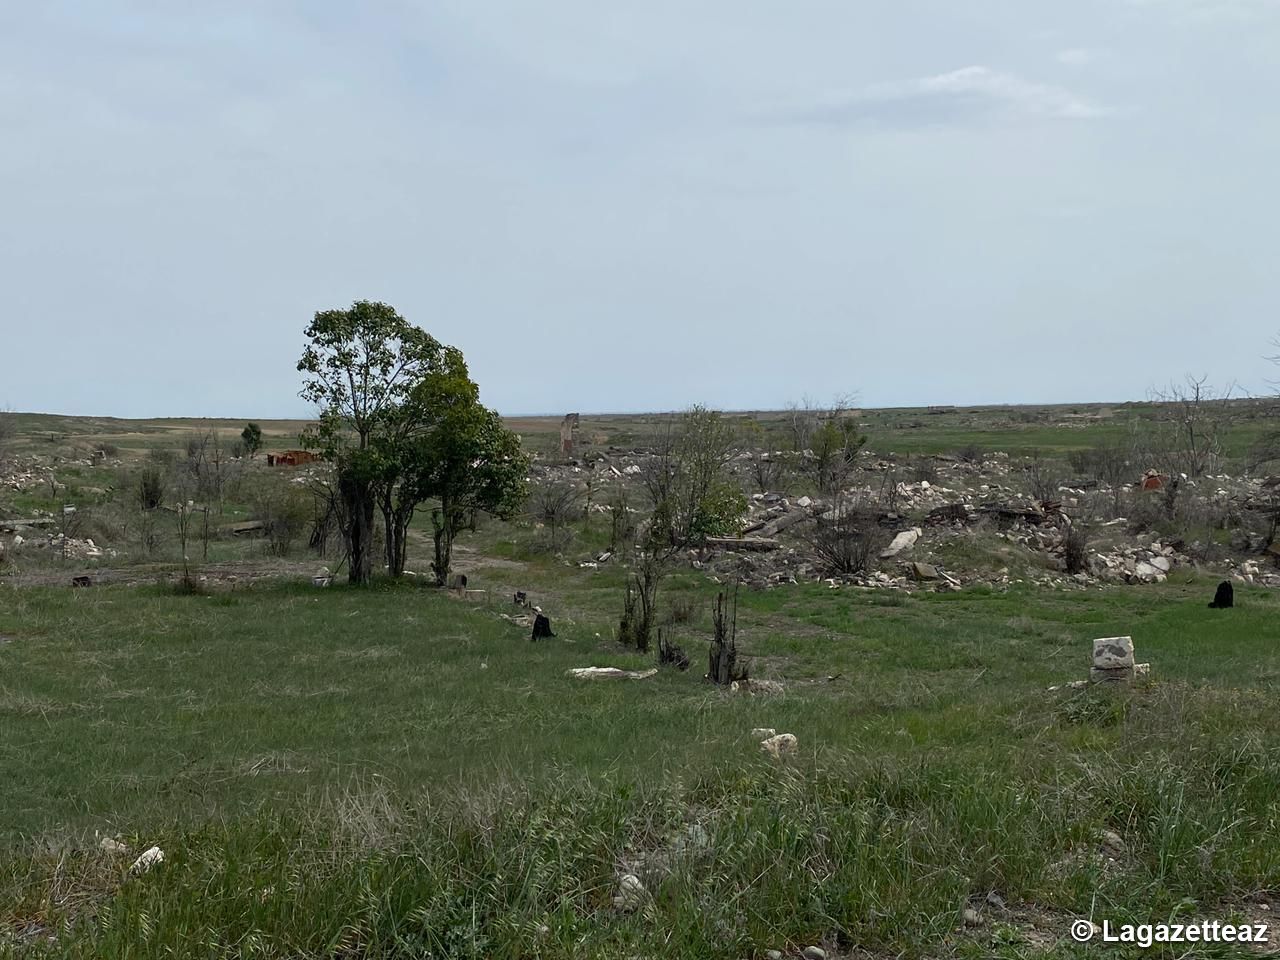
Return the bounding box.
[1,457,57,494]
[1234,559,1280,587]
[1092,542,1185,584]
[5,533,112,561]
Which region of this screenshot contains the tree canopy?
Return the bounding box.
[297,300,525,583]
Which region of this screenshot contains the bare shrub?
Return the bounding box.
[665,594,696,626]
[805,495,888,576]
[908,458,939,484]
[606,482,635,553]
[707,587,748,685]
[1144,376,1235,478]
[657,626,690,671]
[956,443,986,464]
[137,467,165,511]
[252,481,314,557]
[750,454,790,494]
[182,430,240,509]
[1062,522,1090,574]
[617,553,665,652]
[529,480,583,552]
[1023,450,1062,503]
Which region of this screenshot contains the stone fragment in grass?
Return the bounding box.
[751,727,777,739]
[760,733,797,759]
[1098,829,1126,858]
[802,947,826,960]
[130,846,164,874]
[99,836,128,854]
[962,907,985,927]
[612,873,647,912]
[567,667,657,680]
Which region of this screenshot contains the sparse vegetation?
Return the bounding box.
[4,397,1280,958]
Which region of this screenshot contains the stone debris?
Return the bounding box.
[99,836,128,854]
[750,727,777,739]
[612,873,647,912]
[880,526,922,558]
[130,846,165,874]
[731,678,784,695]
[567,667,658,680]
[760,733,798,758]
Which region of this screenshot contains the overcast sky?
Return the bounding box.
[2,1,1278,418]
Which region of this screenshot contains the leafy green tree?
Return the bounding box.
[414,402,527,584]
[642,405,746,550]
[373,352,482,578]
[297,301,458,585]
[240,422,263,458]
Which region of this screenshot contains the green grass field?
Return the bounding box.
[3,568,1279,958]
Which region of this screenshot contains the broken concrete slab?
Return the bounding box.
[568,667,658,680]
[880,527,922,559]
[756,510,810,539]
[909,561,941,581]
[706,536,781,552]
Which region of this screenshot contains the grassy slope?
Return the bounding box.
[3,574,1279,957]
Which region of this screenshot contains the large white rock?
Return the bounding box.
[879,527,922,559]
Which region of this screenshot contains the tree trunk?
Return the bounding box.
[431,500,462,586]
[341,471,375,585]
[388,510,412,578]
[380,501,395,572]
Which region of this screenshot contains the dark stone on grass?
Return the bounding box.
[1208,580,1234,609]
[531,614,554,641]
[71,575,93,588]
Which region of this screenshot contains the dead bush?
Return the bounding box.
[606,482,635,553]
[805,496,888,576]
[750,454,791,494]
[251,481,313,557]
[665,594,697,626]
[529,480,583,552]
[908,458,939,484]
[707,588,748,685]
[657,626,690,671]
[617,553,664,652]
[1062,522,1090,574]
[1023,451,1062,503]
